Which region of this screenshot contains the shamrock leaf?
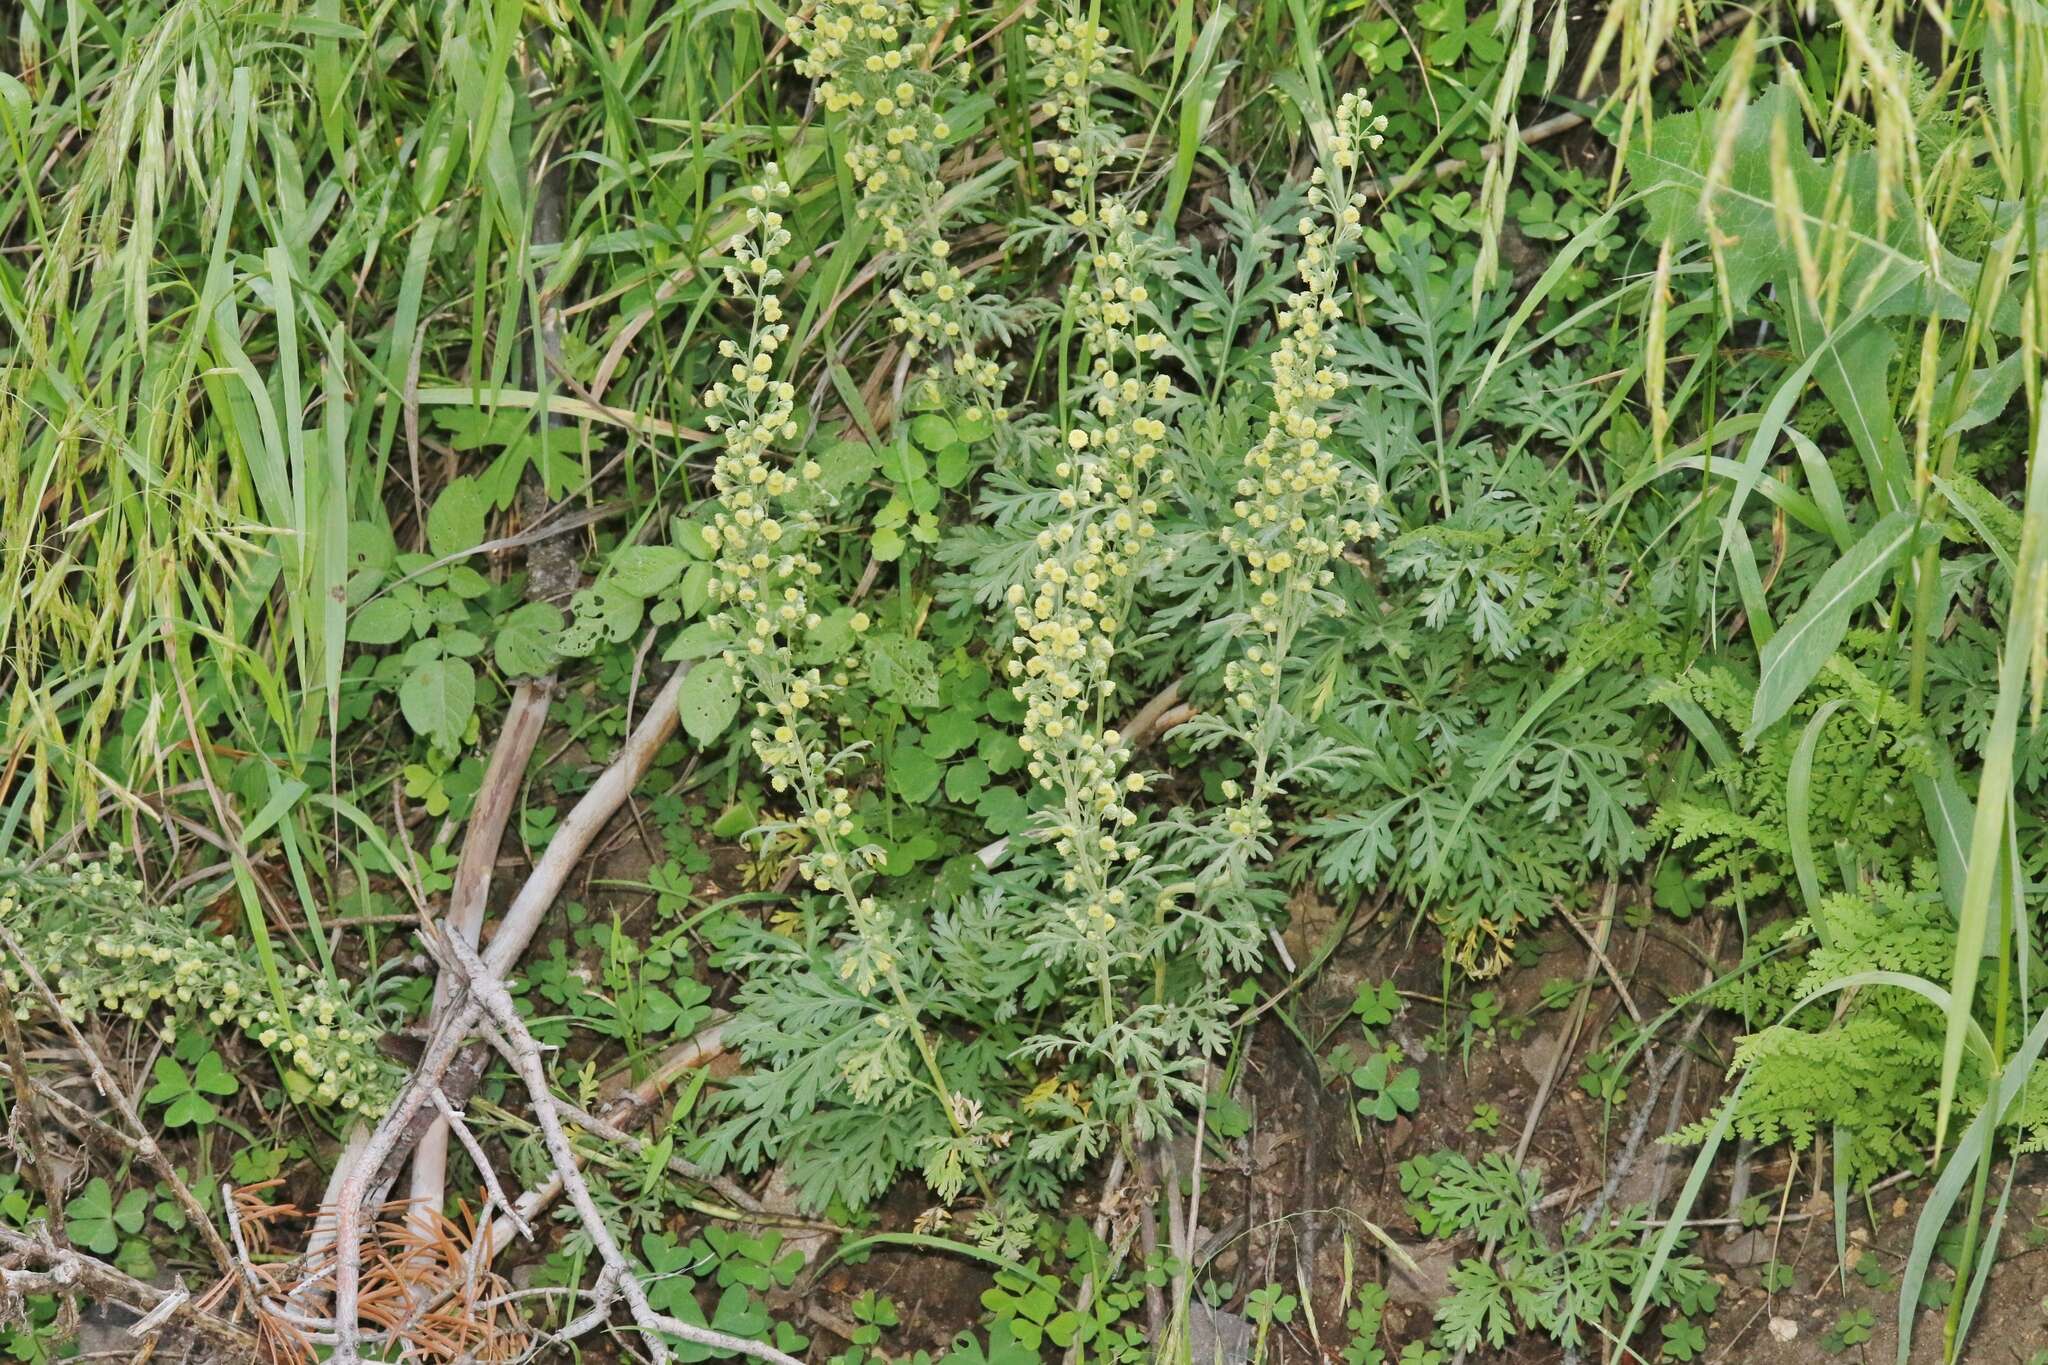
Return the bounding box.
[65,1178,146,1255]
[1350,979,1400,1028]
[146,1051,237,1128]
[1661,1318,1706,1361]
[1352,1049,1421,1122]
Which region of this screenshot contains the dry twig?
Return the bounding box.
[434,928,804,1365]
[0,1223,260,1359]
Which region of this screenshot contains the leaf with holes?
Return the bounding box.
[400,657,476,750]
[676,659,740,746]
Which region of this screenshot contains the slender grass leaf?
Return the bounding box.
[1746,509,1918,743]
[1934,417,2048,1159]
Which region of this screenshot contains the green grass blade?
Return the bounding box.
[1157,3,1234,234]
[1933,415,2048,1160]
[1628,971,1991,1354]
[1902,998,2048,1362]
[1745,508,1918,744]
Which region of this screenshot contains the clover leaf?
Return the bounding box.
[145,1050,238,1128]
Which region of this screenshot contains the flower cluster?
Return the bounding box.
[1161,92,1392,932]
[1025,14,1126,223]
[1007,6,1166,930]
[703,172,823,661]
[791,0,1007,430]
[0,857,397,1111]
[702,170,880,915]
[1007,203,1175,936]
[795,0,950,250]
[1219,92,1387,736]
[993,9,1201,1167]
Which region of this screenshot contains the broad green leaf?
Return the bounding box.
[348,518,398,572]
[350,596,413,646]
[439,628,485,658]
[494,602,563,677]
[816,439,879,495]
[889,743,942,803]
[974,785,1030,835]
[1627,78,1973,319]
[445,565,492,598]
[144,1057,188,1107]
[662,621,726,663]
[65,1179,144,1255]
[145,1057,218,1128]
[676,660,739,745]
[908,413,956,451]
[676,562,712,617]
[944,756,991,803]
[921,709,981,759]
[191,1050,240,1097]
[955,408,993,443]
[609,544,689,597]
[400,657,477,749]
[935,442,970,489]
[1746,510,1917,742]
[865,634,939,707]
[426,475,487,558]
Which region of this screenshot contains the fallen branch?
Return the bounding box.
[0,1223,260,1358]
[406,679,553,1236]
[348,661,693,1211]
[473,1019,740,1265]
[437,928,804,1365]
[311,655,693,1349]
[327,983,486,1360]
[0,966,72,1305]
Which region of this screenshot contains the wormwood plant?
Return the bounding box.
[792,0,1015,434]
[0,856,395,1112]
[1167,92,1389,918]
[999,112,1184,1165]
[688,168,1013,1214]
[1275,251,1675,973]
[1398,1151,1717,1355]
[687,8,1422,1226]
